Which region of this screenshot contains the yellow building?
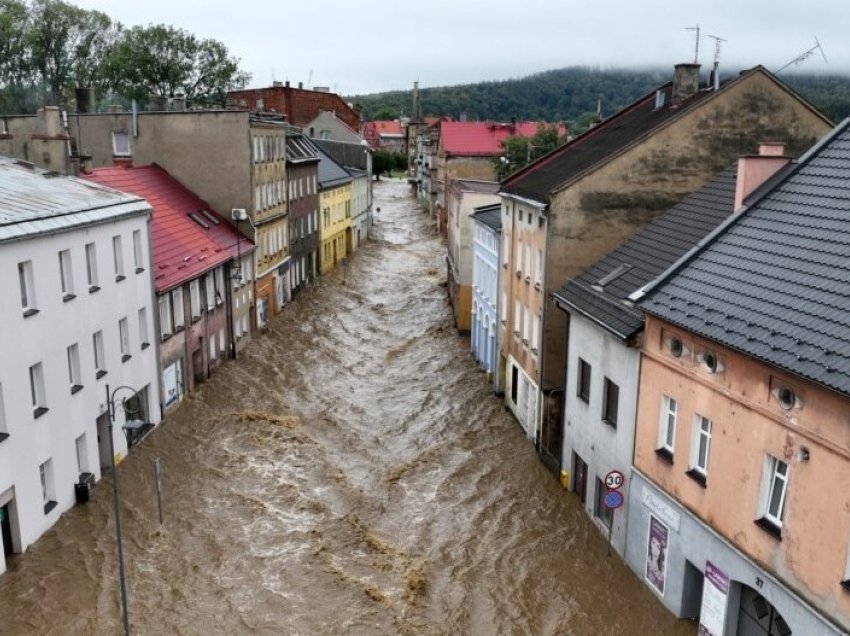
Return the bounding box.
[316,147,353,273]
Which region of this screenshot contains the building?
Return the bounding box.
[551,165,740,556]
[363,120,406,153]
[83,164,255,410]
[410,118,443,214]
[305,110,364,144]
[445,179,500,331]
[346,166,370,251]
[227,82,360,130]
[0,107,290,336]
[471,203,502,388]
[313,143,353,273]
[285,129,321,294]
[498,64,833,472]
[0,157,161,575]
[624,121,850,636]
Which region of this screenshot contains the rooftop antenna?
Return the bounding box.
[706,34,726,90]
[775,36,828,75]
[685,24,700,63]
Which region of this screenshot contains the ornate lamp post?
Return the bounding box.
[105,384,140,636]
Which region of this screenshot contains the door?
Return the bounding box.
[96,412,112,469]
[737,586,792,635]
[1,504,12,558]
[573,453,588,504]
[193,346,205,384]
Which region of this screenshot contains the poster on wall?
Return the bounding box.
[163,362,180,407]
[698,561,730,636]
[645,514,669,595]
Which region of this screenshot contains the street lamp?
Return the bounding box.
[105,384,140,636]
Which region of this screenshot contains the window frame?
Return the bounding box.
[112,235,125,281]
[67,343,83,393]
[119,317,131,362]
[112,131,131,156]
[59,249,75,300]
[29,362,48,417]
[132,229,144,273]
[577,358,591,404]
[138,307,150,349]
[85,242,99,291]
[602,377,619,429]
[92,330,106,379]
[690,414,712,477]
[657,395,677,460]
[764,455,789,528]
[18,259,38,316]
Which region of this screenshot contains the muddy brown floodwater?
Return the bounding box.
[0,179,696,635]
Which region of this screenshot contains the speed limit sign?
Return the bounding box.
[604,470,625,490]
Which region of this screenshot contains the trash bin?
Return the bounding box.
[75,472,94,504]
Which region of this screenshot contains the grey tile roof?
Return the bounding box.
[638,119,850,396]
[303,138,352,189]
[0,156,149,243]
[553,166,737,339]
[471,203,502,232]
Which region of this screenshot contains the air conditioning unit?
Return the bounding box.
[231,208,248,221]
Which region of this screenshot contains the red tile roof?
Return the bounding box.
[372,120,404,136]
[82,165,254,293]
[440,121,566,157]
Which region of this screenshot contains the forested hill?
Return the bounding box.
[348,67,850,124]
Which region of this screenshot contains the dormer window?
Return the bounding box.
[777,387,796,410]
[699,350,723,374]
[670,337,683,358]
[112,131,131,156]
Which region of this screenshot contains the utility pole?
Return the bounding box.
[685,24,700,64]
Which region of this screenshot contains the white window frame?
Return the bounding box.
[205,273,215,311]
[690,414,712,476]
[658,395,677,454]
[138,307,149,348]
[0,382,7,437]
[113,235,125,280]
[173,288,185,329]
[19,259,37,314]
[215,268,224,305]
[85,242,99,290]
[189,279,201,320]
[119,317,130,361]
[67,343,82,391]
[133,230,144,272]
[93,330,106,378]
[59,249,74,298]
[75,434,88,473]
[30,362,47,415]
[39,459,56,508]
[514,300,521,336]
[112,131,131,156]
[158,295,173,339]
[760,454,789,528]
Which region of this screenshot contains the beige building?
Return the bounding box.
[499,64,833,471]
[0,107,290,336]
[445,179,500,332]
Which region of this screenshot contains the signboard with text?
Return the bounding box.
[698,561,730,636]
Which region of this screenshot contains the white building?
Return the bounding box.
[347,167,371,249]
[0,157,161,575]
[470,203,502,388]
[551,167,736,556]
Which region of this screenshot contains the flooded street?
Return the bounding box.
[0,179,693,635]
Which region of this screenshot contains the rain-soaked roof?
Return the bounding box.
[0,156,149,243]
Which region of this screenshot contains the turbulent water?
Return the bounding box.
[0,179,694,635]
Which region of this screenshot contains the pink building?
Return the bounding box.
[627,123,850,635]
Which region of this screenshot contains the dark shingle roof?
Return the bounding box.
[553,166,737,339]
[304,138,352,189]
[471,203,502,232]
[638,119,850,396]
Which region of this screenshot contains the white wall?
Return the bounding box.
[562,312,640,555]
[0,214,161,573]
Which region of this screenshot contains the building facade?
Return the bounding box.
[470,204,502,388]
[285,130,321,294]
[0,158,161,575]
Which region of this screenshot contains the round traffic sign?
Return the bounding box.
[603,489,624,510]
[604,470,625,490]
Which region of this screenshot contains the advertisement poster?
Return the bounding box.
[645,514,668,594]
[698,561,730,636]
[163,362,180,407]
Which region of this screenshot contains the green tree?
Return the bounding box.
[105,24,249,106]
[372,150,394,179]
[372,107,398,121]
[495,123,566,177]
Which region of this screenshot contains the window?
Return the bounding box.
[30,362,48,417]
[172,288,185,330]
[205,274,215,311]
[688,415,712,484]
[209,336,217,361]
[85,242,99,291]
[657,395,677,461]
[75,434,88,473]
[501,292,507,322]
[0,383,8,442]
[189,280,201,320]
[514,301,521,335]
[531,314,539,352]
[594,477,613,530]
[602,378,619,428]
[757,455,789,536]
[39,460,57,514]
[536,250,543,285]
[215,268,224,306]
[133,230,144,272]
[18,260,37,316]
[522,307,530,343]
[524,245,531,281]
[112,235,125,281]
[67,343,83,393]
[112,131,130,156]
[219,328,225,358]
[159,295,172,339]
[119,317,131,362]
[93,330,106,379]
[59,249,75,301]
[126,309,145,354]
[577,358,591,404]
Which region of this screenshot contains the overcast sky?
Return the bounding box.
[71,0,848,96]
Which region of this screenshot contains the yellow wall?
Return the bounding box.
[320,183,351,272]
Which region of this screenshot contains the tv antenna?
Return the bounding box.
[706,34,726,89]
[685,24,700,63]
[775,36,828,75]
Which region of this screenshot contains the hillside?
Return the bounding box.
[348,66,850,125]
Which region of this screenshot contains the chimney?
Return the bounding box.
[272,80,283,88]
[285,80,290,88]
[412,81,421,122]
[150,95,166,111]
[672,63,701,104]
[75,87,95,113]
[298,82,303,89]
[734,142,790,212]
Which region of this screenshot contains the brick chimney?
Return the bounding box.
[734,142,790,211]
[672,63,701,104]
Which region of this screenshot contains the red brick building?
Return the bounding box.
[228,82,360,130]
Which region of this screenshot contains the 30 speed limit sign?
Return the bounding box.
[604,470,625,490]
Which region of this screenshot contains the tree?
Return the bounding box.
[494,123,566,177]
[372,107,398,121]
[106,24,249,106]
[372,150,394,179]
